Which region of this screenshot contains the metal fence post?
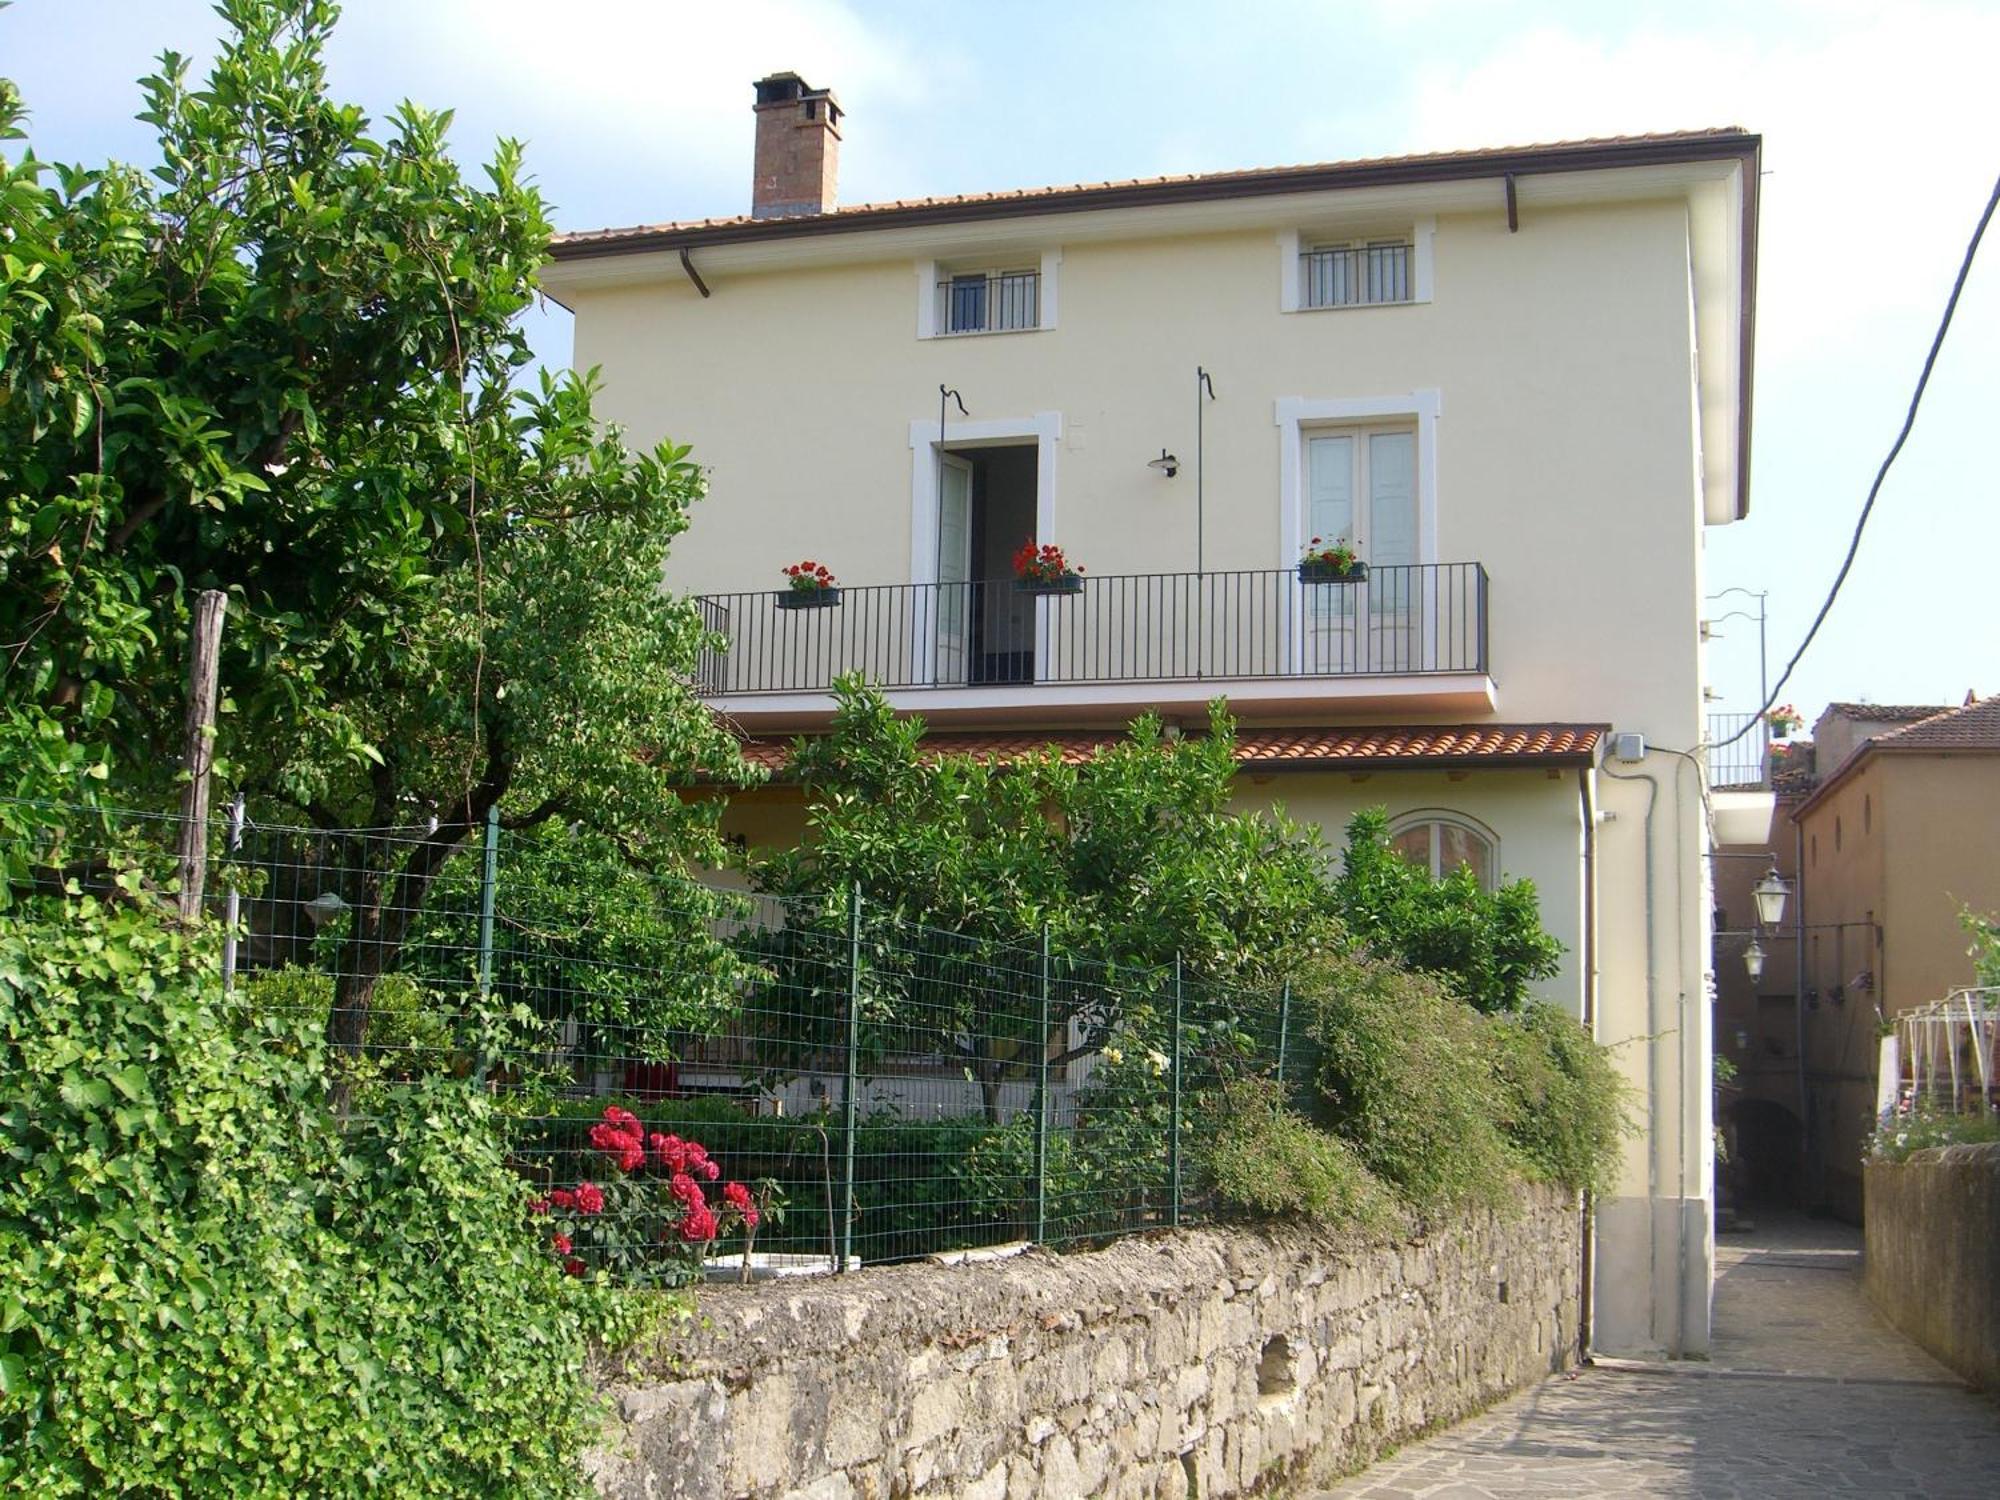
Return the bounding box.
[221,793,246,996]
[841,881,862,1273]
[1034,924,1051,1245]
[477,804,500,996]
[1169,952,1184,1229]
[1276,978,1291,1085]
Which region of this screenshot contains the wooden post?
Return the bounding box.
[176,590,227,923]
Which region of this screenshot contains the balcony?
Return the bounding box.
[1707,711,1772,789]
[695,563,1493,727]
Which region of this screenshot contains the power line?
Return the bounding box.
[1717,167,2000,750]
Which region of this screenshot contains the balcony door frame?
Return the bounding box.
[907,411,1061,688]
[1276,390,1441,675]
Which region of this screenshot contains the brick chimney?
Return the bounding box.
[751,72,841,218]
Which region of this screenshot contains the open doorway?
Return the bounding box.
[936,442,1038,684]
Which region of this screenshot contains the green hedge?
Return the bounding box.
[0,895,637,1498]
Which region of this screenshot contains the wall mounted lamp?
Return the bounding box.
[1751,868,1791,927]
[1148,449,1180,478]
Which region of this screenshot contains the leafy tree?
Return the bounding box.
[746,679,1337,1119]
[0,2,749,1064]
[1331,808,1562,1013]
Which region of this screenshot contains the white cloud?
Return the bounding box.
[325,0,937,224]
[1395,4,2000,365]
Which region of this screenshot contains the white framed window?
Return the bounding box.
[1302,423,1418,569]
[917,249,1061,339]
[1275,391,1440,571]
[1303,238,1411,307]
[1278,218,1433,314]
[1387,810,1498,890]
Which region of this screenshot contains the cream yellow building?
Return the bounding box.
[542,74,1762,1358]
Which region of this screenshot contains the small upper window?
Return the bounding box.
[939,267,1039,335]
[1302,238,1413,308]
[1387,811,1497,890]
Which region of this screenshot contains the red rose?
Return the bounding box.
[528,1197,551,1215]
[552,1233,573,1255]
[563,1257,587,1277]
[723,1181,753,1211]
[573,1182,605,1215]
[550,1188,577,1211]
[679,1206,718,1243]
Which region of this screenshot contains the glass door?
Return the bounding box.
[934,453,974,684]
[1296,426,1420,674]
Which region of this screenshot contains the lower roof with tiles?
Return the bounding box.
[732,723,1606,777]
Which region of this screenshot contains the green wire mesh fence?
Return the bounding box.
[8,798,1317,1284]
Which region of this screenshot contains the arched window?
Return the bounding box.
[1386,810,1499,890]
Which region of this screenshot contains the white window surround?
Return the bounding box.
[907,412,1061,687]
[1275,391,1440,568]
[1278,217,1434,314]
[916,249,1062,339]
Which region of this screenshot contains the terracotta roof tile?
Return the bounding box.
[1823,702,1950,722]
[555,129,1752,250]
[1791,697,2000,820]
[1869,696,2000,751]
[734,723,1604,776]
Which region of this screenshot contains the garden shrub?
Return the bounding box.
[1486,1003,1632,1195]
[1297,954,1517,1214]
[1868,1101,2000,1161]
[240,964,461,1080]
[1332,808,1562,1013]
[0,893,636,1497]
[1198,1078,1402,1232]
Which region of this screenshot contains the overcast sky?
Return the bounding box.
[7,0,1997,730]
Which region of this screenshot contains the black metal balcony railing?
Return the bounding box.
[1301,242,1412,308]
[694,563,1488,698]
[1707,711,1771,789]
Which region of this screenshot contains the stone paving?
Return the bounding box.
[1310,1212,2000,1499]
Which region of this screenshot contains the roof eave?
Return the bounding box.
[549,132,1763,261]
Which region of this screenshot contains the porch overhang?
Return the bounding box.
[731,720,1604,777]
[706,671,1498,732]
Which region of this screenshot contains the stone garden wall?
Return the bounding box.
[588,1189,1580,1499]
[1865,1142,2000,1394]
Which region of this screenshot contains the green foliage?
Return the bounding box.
[241,964,460,1078]
[1332,808,1562,1013]
[1198,1078,1402,1232]
[1486,1004,1633,1195]
[429,822,757,1055]
[0,0,750,1052]
[1869,1101,2000,1162]
[0,888,633,1497]
[1298,954,1517,1213]
[1962,906,2000,989]
[747,680,1338,1118]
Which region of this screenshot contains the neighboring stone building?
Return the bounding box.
[1789,697,2000,1219]
[541,80,1763,1356]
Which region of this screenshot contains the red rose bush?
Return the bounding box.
[535,1106,759,1285]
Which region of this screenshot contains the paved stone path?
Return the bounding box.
[1311,1212,2000,1499]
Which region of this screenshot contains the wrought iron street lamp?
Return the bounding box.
[1751,867,1791,927]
